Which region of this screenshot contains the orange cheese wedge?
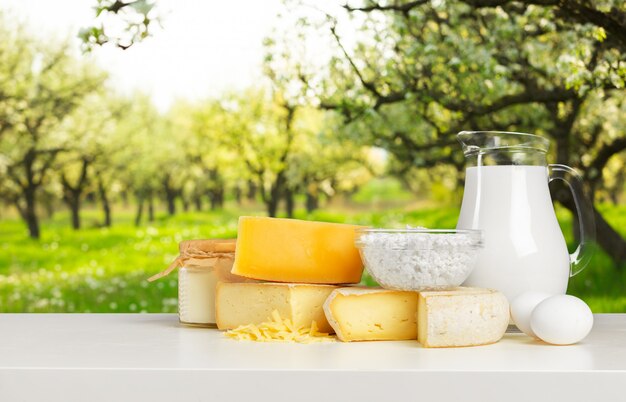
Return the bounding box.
[231,216,364,284]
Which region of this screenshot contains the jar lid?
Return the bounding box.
[148,238,236,282]
[179,239,236,254]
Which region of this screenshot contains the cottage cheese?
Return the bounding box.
[357,228,481,291]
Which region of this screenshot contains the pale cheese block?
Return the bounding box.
[231,216,364,284]
[324,287,418,342]
[417,287,509,348]
[216,282,337,333]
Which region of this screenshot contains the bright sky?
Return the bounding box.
[2,0,289,110]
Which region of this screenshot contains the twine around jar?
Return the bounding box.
[148,239,236,282]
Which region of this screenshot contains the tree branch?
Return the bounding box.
[446,87,578,116]
[329,24,383,100]
[587,137,626,177]
[344,1,429,14]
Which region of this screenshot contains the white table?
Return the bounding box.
[1,314,625,402]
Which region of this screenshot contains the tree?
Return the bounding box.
[0,21,106,238]
[54,93,120,229]
[213,90,296,217]
[284,111,375,214]
[89,98,132,227]
[260,23,376,217]
[169,100,241,212]
[112,94,167,225]
[287,0,626,263]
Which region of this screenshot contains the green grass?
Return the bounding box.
[0,208,242,313]
[0,203,625,313]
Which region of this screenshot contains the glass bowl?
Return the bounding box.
[355,228,483,291]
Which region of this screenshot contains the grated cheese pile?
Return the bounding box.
[225,310,335,343]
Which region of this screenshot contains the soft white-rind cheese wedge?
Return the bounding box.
[216,282,337,333]
[323,287,418,342]
[417,288,509,348]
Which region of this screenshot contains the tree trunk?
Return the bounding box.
[61,192,81,230]
[22,188,40,239]
[209,191,216,210]
[70,200,81,230]
[247,180,257,201]
[285,188,295,218]
[267,197,280,217]
[217,187,224,208]
[207,168,225,210]
[194,196,202,212]
[162,176,177,216]
[209,186,225,210]
[166,195,175,215]
[103,199,111,227]
[553,187,626,265]
[182,198,189,212]
[60,159,90,231]
[609,169,625,206]
[209,191,219,210]
[550,119,626,265]
[234,185,242,205]
[593,207,626,265]
[97,178,111,227]
[135,197,144,227]
[26,212,40,238]
[306,191,319,213]
[148,194,155,222]
[266,172,286,217]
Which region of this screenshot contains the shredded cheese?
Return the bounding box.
[225,310,335,343]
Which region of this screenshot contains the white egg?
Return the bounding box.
[510,291,552,338]
[530,295,594,345]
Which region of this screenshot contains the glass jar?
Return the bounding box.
[178,265,220,327]
[149,239,247,327]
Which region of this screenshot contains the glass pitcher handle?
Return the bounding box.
[548,164,596,277]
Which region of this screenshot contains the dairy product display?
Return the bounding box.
[148,131,596,350]
[324,288,418,342]
[232,216,364,284]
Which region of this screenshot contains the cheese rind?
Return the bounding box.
[216,282,337,333]
[231,216,364,284]
[417,288,509,348]
[324,287,418,342]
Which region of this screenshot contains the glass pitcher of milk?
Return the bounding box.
[456,131,595,302]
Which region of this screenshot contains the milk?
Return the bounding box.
[457,165,570,301]
[178,268,219,326]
